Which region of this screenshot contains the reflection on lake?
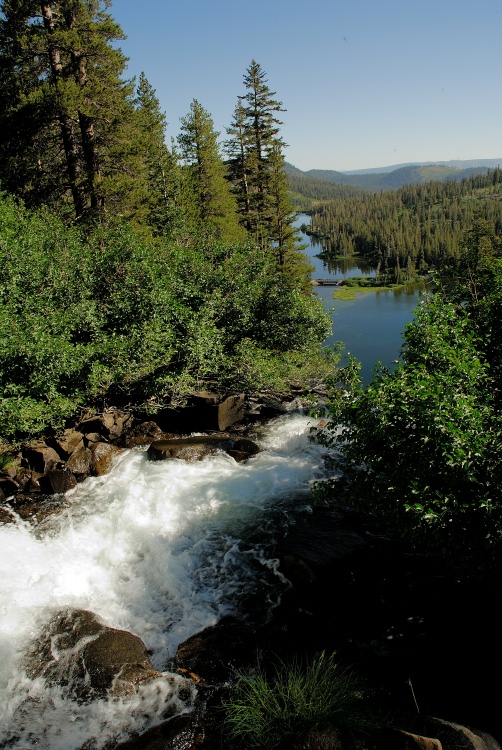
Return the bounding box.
[296,214,427,383]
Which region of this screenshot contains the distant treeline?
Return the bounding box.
[307,170,502,280]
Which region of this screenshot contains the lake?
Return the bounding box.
[297,214,428,383]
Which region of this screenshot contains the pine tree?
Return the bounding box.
[0,0,145,221]
[226,60,303,272]
[225,101,252,230]
[134,72,182,236]
[177,99,244,242]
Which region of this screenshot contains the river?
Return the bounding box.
[296,215,427,383]
[0,411,330,749]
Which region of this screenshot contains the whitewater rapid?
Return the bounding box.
[0,411,328,749]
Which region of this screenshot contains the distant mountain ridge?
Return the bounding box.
[340,158,502,175]
[285,159,501,193]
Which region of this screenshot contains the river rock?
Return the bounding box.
[90,441,123,475]
[50,429,85,459]
[78,415,111,437]
[174,617,252,683]
[15,468,42,493]
[147,435,260,463]
[153,393,246,434]
[217,393,245,430]
[40,468,77,495]
[72,411,129,444]
[66,445,93,475]
[7,492,70,524]
[124,420,170,448]
[415,718,501,750]
[0,474,19,498]
[227,437,261,462]
[114,713,206,750]
[147,437,218,462]
[383,729,443,750]
[12,467,33,491]
[84,431,104,444]
[22,443,61,474]
[24,608,168,701]
[108,410,132,440]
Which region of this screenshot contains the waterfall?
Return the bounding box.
[0,411,328,749]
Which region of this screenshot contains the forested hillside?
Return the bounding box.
[307,170,502,280]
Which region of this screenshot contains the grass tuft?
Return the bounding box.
[221,652,380,749]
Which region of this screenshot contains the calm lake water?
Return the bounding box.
[297,214,428,383]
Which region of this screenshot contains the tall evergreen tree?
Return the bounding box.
[134,72,182,236]
[226,60,303,272]
[0,0,145,221]
[177,99,244,242]
[225,101,252,230]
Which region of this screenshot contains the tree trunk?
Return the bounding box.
[40,3,87,218]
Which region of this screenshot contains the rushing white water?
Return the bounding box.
[0,411,328,749]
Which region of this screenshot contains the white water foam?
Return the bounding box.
[0,412,326,749]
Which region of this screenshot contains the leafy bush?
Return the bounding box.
[0,192,333,438]
[318,293,502,571]
[221,652,378,749]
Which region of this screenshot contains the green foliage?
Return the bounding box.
[178,99,244,243]
[221,652,378,749]
[225,61,307,285]
[0,0,163,224]
[134,73,184,236]
[319,291,502,570]
[0,192,332,439]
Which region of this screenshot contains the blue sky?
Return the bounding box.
[114,0,501,171]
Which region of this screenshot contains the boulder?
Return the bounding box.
[174,617,252,684]
[108,410,132,440]
[22,443,61,474]
[417,718,501,750]
[227,437,260,462]
[8,492,70,524]
[39,469,77,495]
[217,393,245,430]
[114,713,205,750]
[84,432,104,444]
[147,435,260,463]
[153,393,246,434]
[15,468,42,493]
[66,446,93,476]
[0,475,19,498]
[191,391,220,405]
[50,429,84,459]
[78,415,111,437]
[383,729,442,750]
[13,467,34,491]
[24,608,170,701]
[147,437,218,462]
[90,441,123,476]
[124,421,169,448]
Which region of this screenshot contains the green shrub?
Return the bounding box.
[221,652,378,749]
[319,294,502,571]
[0,192,333,438]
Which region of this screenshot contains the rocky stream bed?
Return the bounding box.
[0,392,500,750]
